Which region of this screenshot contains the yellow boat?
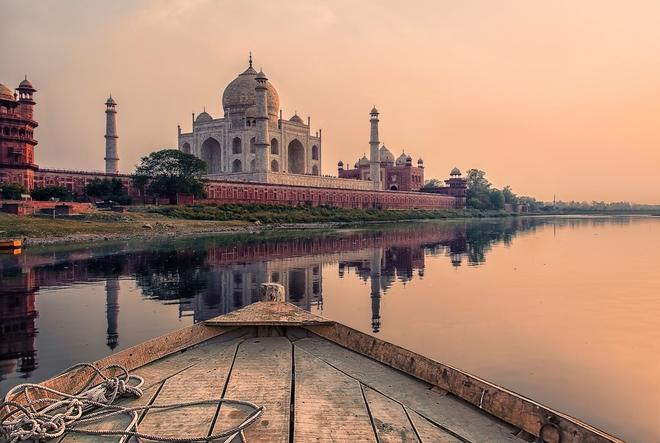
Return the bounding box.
[0,239,22,249]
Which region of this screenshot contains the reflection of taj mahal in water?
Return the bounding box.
[0,219,536,383]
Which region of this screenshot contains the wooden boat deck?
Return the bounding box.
[6,301,622,443]
[58,332,520,442]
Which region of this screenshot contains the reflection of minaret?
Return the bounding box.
[105,277,120,350]
[370,249,382,333]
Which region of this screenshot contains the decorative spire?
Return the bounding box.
[249,51,253,68]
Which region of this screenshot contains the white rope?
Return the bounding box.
[1,363,263,442]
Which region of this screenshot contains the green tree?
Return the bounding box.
[422,178,444,189]
[465,169,491,192]
[134,149,207,201]
[502,185,518,204]
[1,183,27,200]
[31,186,73,201]
[84,178,128,203]
[488,189,505,210]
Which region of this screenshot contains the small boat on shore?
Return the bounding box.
[0,240,22,249]
[1,286,623,443]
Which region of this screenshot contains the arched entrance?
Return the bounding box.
[287,139,305,174]
[200,138,221,174]
[181,142,191,154]
[232,159,242,172]
[270,138,279,155]
[389,185,398,191]
[311,165,319,175]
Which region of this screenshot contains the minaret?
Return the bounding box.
[105,277,120,350]
[254,69,270,173]
[370,248,383,333]
[369,106,381,190]
[104,95,119,174]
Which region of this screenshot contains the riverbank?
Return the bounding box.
[0,205,510,245]
[2,204,652,246]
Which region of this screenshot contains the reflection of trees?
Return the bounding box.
[133,249,209,301]
[458,217,543,266]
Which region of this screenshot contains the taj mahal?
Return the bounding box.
[178,55,328,186]
[1,55,467,210]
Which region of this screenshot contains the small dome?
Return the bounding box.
[18,77,35,91]
[396,152,408,166]
[417,157,424,163]
[406,155,412,162]
[0,83,15,101]
[196,111,213,123]
[105,95,116,106]
[370,106,379,114]
[450,167,462,176]
[338,160,344,166]
[358,155,370,166]
[289,114,304,124]
[379,145,395,163]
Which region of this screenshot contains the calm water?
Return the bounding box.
[1,216,658,441]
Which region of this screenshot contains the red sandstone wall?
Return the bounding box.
[202,180,459,210]
[2,168,461,210]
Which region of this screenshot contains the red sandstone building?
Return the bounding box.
[0,75,466,210]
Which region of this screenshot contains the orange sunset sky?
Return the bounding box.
[2,0,660,203]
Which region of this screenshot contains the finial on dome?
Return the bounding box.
[249,52,253,68]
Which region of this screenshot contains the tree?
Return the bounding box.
[84,178,129,203]
[31,186,73,201]
[422,178,444,189]
[465,169,505,210]
[1,183,27,200]
[135,149,207,201]
[502,185,518,204]
[465,169,491,192]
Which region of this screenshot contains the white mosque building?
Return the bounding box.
[177,55,359,188]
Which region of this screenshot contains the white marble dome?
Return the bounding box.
[222,65,280,118]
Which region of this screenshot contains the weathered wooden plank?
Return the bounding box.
[295,336,518,442]
[3,323,235,413]
[205,301,334,326]
[212,337,292,443]
[407,409,462,443]
[294,346,376,442]
[136,337,241,439]
[306,323,623,443]
[59,385,161,443]
[363,385,420,443]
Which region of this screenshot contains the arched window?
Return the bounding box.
[312,165,319,175]
[271,159,279,172]
[232,137,242,154]
[232,159,242,172]
[181,142,191,154]
[250,137,256,154]
[2,127,8,136]
[270,138,279,155]
[287,139,305,174]
[250,158,256,171]
[246,120,251,127]
[311,145,319,160]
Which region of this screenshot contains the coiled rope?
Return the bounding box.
[1,363,263,442]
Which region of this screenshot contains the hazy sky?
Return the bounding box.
[2,0,660,203]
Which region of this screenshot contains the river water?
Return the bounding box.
[0,216,658,441]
